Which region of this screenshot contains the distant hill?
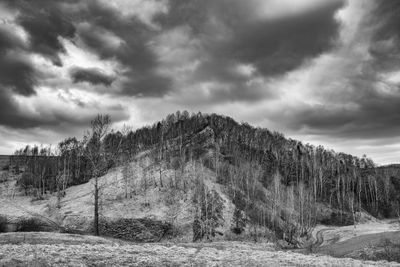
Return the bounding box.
[376,164,400,170]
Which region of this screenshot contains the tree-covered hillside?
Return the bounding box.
[8,111,400,244]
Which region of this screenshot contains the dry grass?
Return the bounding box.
[0,232,396,267]
[1,158,237,241]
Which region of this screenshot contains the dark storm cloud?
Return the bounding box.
[121,72,171,97]
[372,1,400,43]
[5,0,76,66]
[0,91,36,129]
[0,57,38,128]
[0,1,127,130]
[368,0,400,73]
[0,28,36,96]
[0,15,38,128]
[0,0,134,130]
[2,0,171,98]
[0,0,78,129]
[281,92,400,139]
[274,0,400,140]
[154,0,209,32]
[0,0,345,104]
[211,0,345,76]
[163,0,344,74]
[73,1,172,97]
[154,0,345,102]
[70,67,115,86]
[18,12,75,66]
[2,0,399,165]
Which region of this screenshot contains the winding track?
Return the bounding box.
[314,228,334,247]
[312,223,400,258]
[317,230,400,257]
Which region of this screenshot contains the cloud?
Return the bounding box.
[0,0,160,134]
[2,0,346,102]
[69,1,173,97]
[0,3,35,96]
[210,0,344,76]
[0,50,37,96]
[96,0,168,28]
[151,0,345,102]
[265,0,400,140]
[2,86,129,130]
[75,22,124,55]
[0,3,39,128]
[9,0,76,66]
[70,67,115,86]
[246,0,344,20]
[0,0,399,164]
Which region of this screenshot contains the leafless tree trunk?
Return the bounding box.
[94,171,99,235]
[83,114,111,236]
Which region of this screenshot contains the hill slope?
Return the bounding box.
[3,111,400,245]
[0,151,236,242]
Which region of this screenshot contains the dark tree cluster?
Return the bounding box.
[192,179,224,242]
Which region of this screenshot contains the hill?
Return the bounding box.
[0,151,236,242]
[1,111,400,246]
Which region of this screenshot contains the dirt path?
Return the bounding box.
[314,228,334,247]
[316,231,400,257]
[310,220,400,259]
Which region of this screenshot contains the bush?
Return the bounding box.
[357,239,400,263]
[0,215,7,232]
[18,218,46,232]
[378,239,400,263]
[231,208,246,235]
[99,218,173,242]
[319,211,354,226]
[0,172,8,183]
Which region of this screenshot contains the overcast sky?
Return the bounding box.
[0,0,399,165]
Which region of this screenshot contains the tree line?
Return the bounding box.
[9,111,400,242]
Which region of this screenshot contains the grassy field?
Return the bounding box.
[0,232,398,267]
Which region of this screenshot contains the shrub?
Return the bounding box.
[320,211,353,226]
[99,218,173,242]
[0,172,9,183]
[231,208,246,235]
[0,215,7,232]
[378,239,400,263]
[18,218,45,232]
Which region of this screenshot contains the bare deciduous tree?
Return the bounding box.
[83,114,111,236]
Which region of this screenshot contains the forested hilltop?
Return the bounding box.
[7,111,400,244]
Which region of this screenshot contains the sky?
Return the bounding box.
[0,0,399,165]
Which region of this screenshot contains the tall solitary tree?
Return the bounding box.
[83,114,111,236]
